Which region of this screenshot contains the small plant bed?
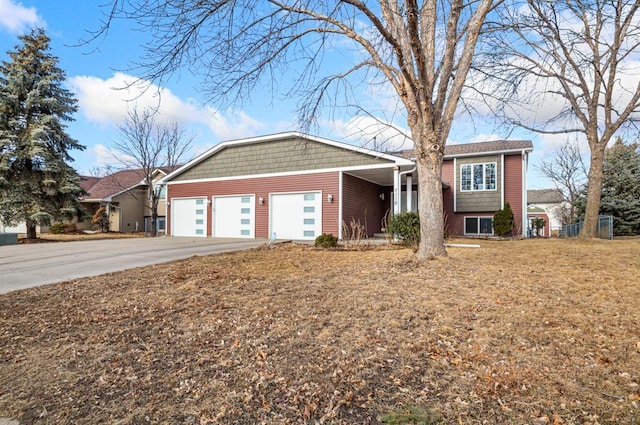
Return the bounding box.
[1,239,639,424]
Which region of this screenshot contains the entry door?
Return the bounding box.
[171,198,207,237]
[213,195,255,238]
[270,192,321,240]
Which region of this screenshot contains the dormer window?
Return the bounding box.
[461,162,496,191]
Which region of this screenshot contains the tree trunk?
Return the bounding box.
[580,147,605,238]
[415,145,447,259]
[26,222,37,240]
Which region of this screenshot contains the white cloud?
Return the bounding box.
[0,0,43,34]
[68,72,267,140]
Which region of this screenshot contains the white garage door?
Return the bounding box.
[213,195,255,238]
[171,198,207,237]
[270,192,321,240]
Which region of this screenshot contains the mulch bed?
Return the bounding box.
[1,238,639,424]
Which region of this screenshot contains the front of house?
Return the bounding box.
[160,132,533,240]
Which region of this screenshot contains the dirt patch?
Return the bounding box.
[1,239,639,424]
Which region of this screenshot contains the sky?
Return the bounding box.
[0,0,584,189]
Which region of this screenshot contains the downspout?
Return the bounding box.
[398,166,417,213]
[338,171,343,240]
[453,158,457,212]
[406,173,413,212]
[522,150,528,238]
[501,154,505,208]
[393,166,400,215]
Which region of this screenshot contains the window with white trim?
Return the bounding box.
[460,162,497,191]
[465,217,494,235]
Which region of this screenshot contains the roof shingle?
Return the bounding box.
[390,140,533,159]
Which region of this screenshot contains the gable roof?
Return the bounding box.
[392,140,534,159]
[82,169,147,201]
[81,167,177,201]
[528,189,564,204]
[162,132,414,183]
[78,176,101,193]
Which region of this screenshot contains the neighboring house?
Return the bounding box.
[80,168,172,234]
[160,132,533,240]
[527,189,566,237]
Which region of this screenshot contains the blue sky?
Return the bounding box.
[0,0,563,188]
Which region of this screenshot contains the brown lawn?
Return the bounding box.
[18,232,143,244]
[1,238,639,424]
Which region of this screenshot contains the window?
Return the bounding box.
[461,162,497,191]
[155,186,167,200]
[465,217,494,235]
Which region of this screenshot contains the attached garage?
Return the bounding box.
[161,132,413,239]
[213,195,255,238]
[171,197,207,237]
[270,191,322,240]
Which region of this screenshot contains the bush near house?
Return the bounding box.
[314,233,338,248]
[49,223,78,234]
[493,203,514,236]
[386,211,421,247]
[532,217,546,237]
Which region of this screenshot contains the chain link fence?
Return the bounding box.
[561,215,613,240]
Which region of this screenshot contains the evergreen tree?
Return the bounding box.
[600,138,640,236]
[493,203,514,237]
[0,29,85,239]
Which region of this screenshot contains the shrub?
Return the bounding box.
[532,217,546,237]
[314,233,338,248]
[49,222,77,234]
[386,211,420,247]
[493,203,514,236]
[92,206,110,232]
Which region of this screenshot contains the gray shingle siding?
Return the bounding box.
[455,155,502,212]
[173,137,391,181]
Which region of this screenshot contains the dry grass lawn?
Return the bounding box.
[1,238,639,424]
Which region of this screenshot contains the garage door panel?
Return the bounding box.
[271,192,321,240]
[213,195,255,238]
[172,198,207,237]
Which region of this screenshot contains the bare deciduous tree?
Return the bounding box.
[535,141,587,225]
[483,0,640,238]
[112,107,194,236]
[96,0,502,259]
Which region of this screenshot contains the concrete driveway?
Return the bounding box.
[0,237,267,294]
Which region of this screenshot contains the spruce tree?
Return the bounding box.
[600,138,640,236]
[0,29,85,239]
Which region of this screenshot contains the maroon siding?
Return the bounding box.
[167,172,339,238]
[342,173,386,236]
[503,154,524,234]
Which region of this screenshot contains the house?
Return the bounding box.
[527,189,566,237]
[160,132,533,240]
[396,139,534,237]
[79,168,171,234]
